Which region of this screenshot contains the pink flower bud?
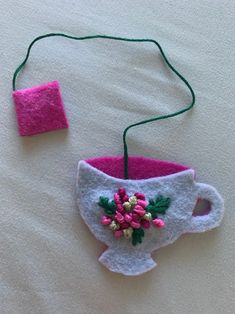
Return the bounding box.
[141,220,150,229]
[120,222,129,229]
[101,216,112,225]
[134,192,146,200]
[118,187,126,197]
[137,199,147,208]
[114,193,121,204]
[152,218,165,228]
[114,230,123,238]
[130,221,141,229]
[132,213,140,222]
[115,212,125,223]
[116,204,125,213]
[122,195,129,202]
[124,213,132,222]
[134,205,146,216]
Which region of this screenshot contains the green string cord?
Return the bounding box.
[12,33,195,179]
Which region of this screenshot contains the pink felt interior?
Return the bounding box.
[85,156,190,179]
[13,81,69,136]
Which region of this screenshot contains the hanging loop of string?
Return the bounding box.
[12,33,195,179]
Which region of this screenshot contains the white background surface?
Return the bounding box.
[0,1,234,313]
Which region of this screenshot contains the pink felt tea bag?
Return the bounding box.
[13,81,68,136]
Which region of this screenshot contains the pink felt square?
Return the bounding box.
[13,81,69,136]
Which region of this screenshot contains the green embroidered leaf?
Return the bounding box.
[146,195,170,218]
[154,196,170,214]
[146,206,157,219]
[132,228,145,246]
[98,197,116,216]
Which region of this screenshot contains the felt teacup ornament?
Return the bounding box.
[13,33,224,276]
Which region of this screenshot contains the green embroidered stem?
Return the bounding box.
[12,33,195,179]
[132,228,145,246]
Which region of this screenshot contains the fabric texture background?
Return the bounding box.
[0,0,234,313]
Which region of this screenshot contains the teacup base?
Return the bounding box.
[99,248,156,276]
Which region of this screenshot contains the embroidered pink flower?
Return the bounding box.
[98,188,170,246]
[152,218,165,228]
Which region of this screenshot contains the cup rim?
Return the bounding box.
[80,157,195,183]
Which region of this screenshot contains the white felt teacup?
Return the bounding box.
[76,156,224,276]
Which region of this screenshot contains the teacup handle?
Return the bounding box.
[187,183,224,233]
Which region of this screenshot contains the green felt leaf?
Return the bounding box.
[132,228,145,246]
[98,197,116,216]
